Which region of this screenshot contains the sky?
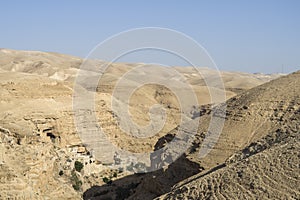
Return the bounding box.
[1,0,300,73]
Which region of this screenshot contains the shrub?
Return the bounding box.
[102,177,112,184]
[113,172,118,178]
[74,161,84,172]
[71,170,82,191]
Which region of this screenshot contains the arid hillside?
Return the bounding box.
[156,71,300,200]
[83,69,299,200]
[0,49,288,199]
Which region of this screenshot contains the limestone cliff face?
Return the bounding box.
[0,126,79,199]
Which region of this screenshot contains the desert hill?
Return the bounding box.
[0,48,280,92]
[83,71,300,199]
[0,48,289,199]
[156,71,300,199]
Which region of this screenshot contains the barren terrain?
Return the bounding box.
[0,49,298,200]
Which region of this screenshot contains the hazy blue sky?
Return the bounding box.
[1,0,299,73]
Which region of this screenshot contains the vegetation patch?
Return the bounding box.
[74,161,84,172]
[71,170,82,191]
